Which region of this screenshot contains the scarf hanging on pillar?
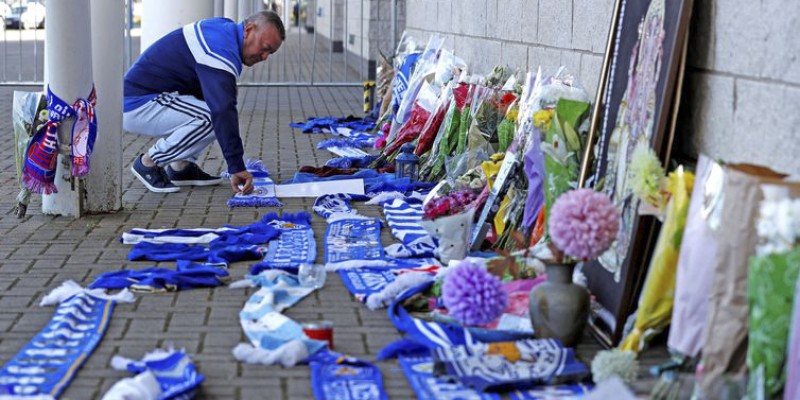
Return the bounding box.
[22,86,97,194]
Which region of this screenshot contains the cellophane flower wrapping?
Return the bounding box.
[746,186,800,398]
[782,274,800,400]
[420,80,470,181]
[747,248,800,398]
[384,80,438,155]
[618,167,694,353]
[387,35,444,144]
[420,208,476,265]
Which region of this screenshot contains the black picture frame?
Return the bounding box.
[579,0,694,347]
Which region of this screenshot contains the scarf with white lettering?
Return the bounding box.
[23,86,97,194]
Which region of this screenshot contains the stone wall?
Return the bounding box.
[403,0,800,175]
[315,0,405,80]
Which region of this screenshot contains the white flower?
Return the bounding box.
[756,198,800,256]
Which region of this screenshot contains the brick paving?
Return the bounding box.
[0,28,673,400]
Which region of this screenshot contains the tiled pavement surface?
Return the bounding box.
[0,30,671,399]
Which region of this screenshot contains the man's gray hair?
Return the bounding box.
[244,11,286,41]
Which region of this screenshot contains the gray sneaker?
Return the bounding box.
[131,155,180,193]
[165,163,223,186]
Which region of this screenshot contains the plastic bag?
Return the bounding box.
[445,142,492,188]
[433,48,466,88]
[12,91,46,217]
[384,80,439,154]
[387,35,444,144]
[414,81,453,156]
[420,80,470,181]
[667,155,723,358]
[698,163,787,395]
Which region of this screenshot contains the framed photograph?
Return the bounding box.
[578,0,694,347]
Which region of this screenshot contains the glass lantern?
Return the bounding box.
[395,143,419,182]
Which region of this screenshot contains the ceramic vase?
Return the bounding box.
[528,263,589,347]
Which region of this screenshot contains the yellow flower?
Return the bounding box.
[533,109,554,130]
[506,108,519,122]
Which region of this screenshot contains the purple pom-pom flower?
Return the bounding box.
[442,261,508,326]
[549,188,620,260]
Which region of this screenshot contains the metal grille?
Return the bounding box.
[0,0,399,88]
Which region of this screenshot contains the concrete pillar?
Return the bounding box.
[214,0,225,17]
[42,0,94,217]
[86,0,123,213]
[224,0,238,20]
[238,0,251,22]
[141,0,214,51]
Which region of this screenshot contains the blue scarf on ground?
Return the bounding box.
[249,212,316,271]
[89,260,229,292]
[307,350,388,400]
[106,347,204,400]
[0,282,132,398]
[324,155,380,169]
[127,242,265,265]
[382,198,437,258]
[231,270,327,367]
[399,356,500,400]
[290,116,376,134]
[324,218,384,264]
[225,160,283,208]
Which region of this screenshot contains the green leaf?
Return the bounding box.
[563,121,582,152]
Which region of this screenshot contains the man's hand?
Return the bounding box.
[230,170,254,194]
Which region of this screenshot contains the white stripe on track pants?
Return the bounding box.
[123,92,216,167]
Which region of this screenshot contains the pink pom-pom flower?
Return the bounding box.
[442,261,507,326]
[549,189,620,260]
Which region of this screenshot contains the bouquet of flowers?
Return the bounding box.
[423,189,477,220]
[746,184,800,397]
[419,80,472,181]
[420,189,479,263]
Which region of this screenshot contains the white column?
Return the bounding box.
[141,0,214,51]
[238,0,251,22]
[85,0,123,213]
[214,0,225,17]
[42,0,94,217]
[224,0,238,20]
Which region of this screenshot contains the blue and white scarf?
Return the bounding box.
[433,339,589,392]
[324,218,384,266]
[382,199,437,258]
[388,281,530,348]
[225,160,282,208]
[399,356,500,400]
[231,270,327,367]
[317,137,374,153]
[324,155,380,169]
[120,219,281,246]
[253,212,316,269]
[509,384,592,400]
[104,347,204,400]
[313,193,368,221]
[126,242,265,265]
[89,260,229,292]
[290,116,376,134]
[0,281,133,398]
[22,86,97,194]
[307,351,388,400]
